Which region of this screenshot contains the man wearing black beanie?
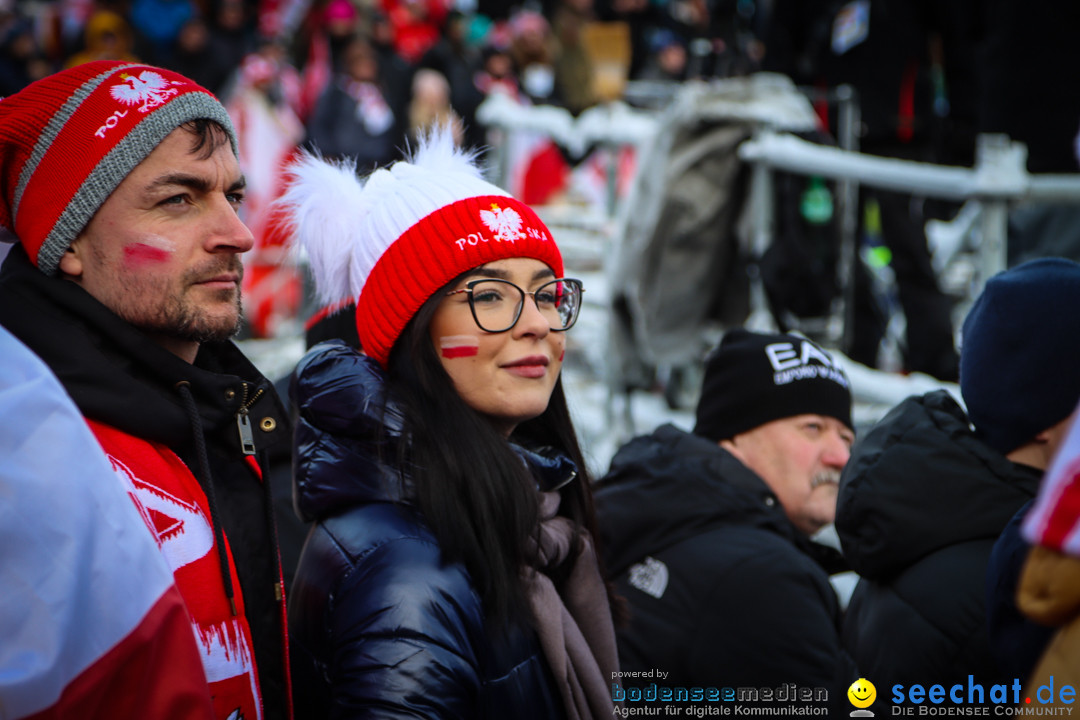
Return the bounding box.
[595,328,858,716]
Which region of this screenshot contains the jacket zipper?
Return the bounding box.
[236,383,265,456]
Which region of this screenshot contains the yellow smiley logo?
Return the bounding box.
[848,678,877,709]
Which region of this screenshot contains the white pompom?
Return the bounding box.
[406,122,483,178]
[276,122,507,306]
[275,151,367,305]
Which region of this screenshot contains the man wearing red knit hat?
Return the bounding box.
[0,61,291,719]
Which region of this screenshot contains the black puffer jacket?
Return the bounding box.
[595,424,856,715]
[836,390,1041,689]
[287,341,567,720]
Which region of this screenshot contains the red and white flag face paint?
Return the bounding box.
[439,335,480,359]
[0,327,214,719]
[1024,408,1080,555]
[122,235,176,269]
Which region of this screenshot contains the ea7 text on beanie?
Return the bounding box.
[694,328,853,442]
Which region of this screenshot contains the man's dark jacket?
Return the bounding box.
[595,424,856,715]
[0,245,293,718]
[836,390,1041,690]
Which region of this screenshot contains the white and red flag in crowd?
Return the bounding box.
[0,327,214,719]
[1023,406,1080,555]
[226,51,307,338]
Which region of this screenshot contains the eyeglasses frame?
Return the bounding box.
[444,277,585,333]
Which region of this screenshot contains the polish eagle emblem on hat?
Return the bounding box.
[110,70,181,113]
[480,203,525,243]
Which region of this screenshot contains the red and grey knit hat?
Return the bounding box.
[0,60,236,275]
[278,125,563,367]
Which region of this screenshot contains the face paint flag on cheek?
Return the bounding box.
[440,335,480,359]
[123,238,176,267]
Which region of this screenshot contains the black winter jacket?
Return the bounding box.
[985,500,1055,681]
[287,341,567,720]
[0,245,293,718]
[595,424,856,715]
[836,390,1041,691]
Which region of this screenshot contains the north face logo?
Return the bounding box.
[627,556,669,599]
[110,70,181,113]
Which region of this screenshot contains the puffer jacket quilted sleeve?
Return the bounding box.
[289,504,489,719]
[287,341,564,720]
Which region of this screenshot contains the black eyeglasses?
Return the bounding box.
[445,278,584,333]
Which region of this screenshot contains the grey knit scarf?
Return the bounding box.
[526,490,621,720]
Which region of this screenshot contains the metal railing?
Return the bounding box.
[478,80,1080,367]
[738,129,1080,349]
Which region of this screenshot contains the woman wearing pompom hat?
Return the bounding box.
[281,125,620,719]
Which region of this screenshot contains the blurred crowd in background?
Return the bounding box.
[0,0,778,166]
[5,0,1076,172]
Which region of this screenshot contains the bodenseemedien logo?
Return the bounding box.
[610,674,830,716]
[848,678,876,717]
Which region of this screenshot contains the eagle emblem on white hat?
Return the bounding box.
[480,203,525,243]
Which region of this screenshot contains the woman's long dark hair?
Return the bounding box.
[384,282,605,630]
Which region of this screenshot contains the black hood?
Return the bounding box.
[291,341,408,522]
[836,390,1041,580]
[0,244,287,457]
[594,424,803,577]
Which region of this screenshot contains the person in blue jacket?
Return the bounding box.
[279,125,620,720]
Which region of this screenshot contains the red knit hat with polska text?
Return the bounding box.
[0,60,236,275]
[277,124,563,368]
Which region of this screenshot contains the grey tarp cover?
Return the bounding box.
[607,76,819,391]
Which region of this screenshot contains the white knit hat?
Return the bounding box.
[278,125,563,367]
